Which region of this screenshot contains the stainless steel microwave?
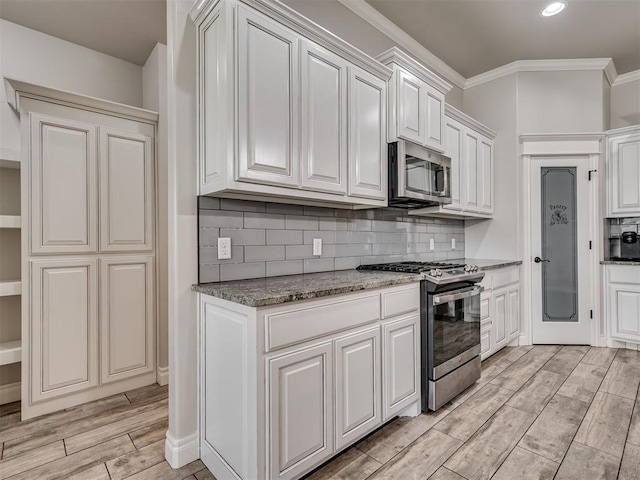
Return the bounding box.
[388,141,452,208]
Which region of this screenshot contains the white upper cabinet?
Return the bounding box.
[191,0,391,208]
[376,47,450,153]
[478,134,493,214]
[30,113,98,255]
[300,41,348,195]
[607,126,640,217]
[443,117,464,210]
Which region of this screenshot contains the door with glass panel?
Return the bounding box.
[531,158,591,344]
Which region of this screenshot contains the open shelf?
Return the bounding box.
[0,216,20,229]
[0,280,21,297]
[0,148,20,169]
[0,340,21,366]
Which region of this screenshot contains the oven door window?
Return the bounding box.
[431,292,481,375]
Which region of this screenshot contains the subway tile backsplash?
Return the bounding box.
[198,197,465,283]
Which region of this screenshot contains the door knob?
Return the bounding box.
[534,257,550,263]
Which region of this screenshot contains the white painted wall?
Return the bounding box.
[165,0,199,468]
[463,73,519,260]
[0,19,143,153]
[143,43,169,384]
[281,0,464,109]
[611,77,640,128]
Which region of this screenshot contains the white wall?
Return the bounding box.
[143,43,169,383]
[464,73,519,260]
[0,19,143,153]
[611,77,640,129]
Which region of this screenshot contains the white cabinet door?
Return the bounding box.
[382,315,419,420]
[396,69,424,145]
[424,86,445,152]
[237,6,299,188]
[480,322,492,360]
[99,128,154,252]
[609,283,640,343]
[30,258,98,402]
[508,285,520,340]
[300,41,348,195]
[493,287,508,350]
[100,256,155,383]
[443,117,464,210]
[478,135,493,214]
[608,132,640,216]
[268,342,334,480]
[463,128,480,211]
[30,114,98,254]
[334,327,381,450]
[348,66,387,201]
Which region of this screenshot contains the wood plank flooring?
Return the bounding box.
[0,346,638,479]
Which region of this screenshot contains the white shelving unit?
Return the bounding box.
[0,215,21,228]
[0,280,21,297]
[0,147,20,169]
[0,340,21,366]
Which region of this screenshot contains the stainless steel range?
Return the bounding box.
[357,261,484,411]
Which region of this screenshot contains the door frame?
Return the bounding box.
[520,134,605,347]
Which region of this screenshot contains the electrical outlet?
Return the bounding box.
[429,238,435,251]
[451,238,456,250]
[313,238,322,256]
[218,237,231,260]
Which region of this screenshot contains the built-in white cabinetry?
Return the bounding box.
[5,79,158,418]
[199,283,421,480]
[606,126,640,217]
[190,0,391,208]
[410,105,496,219]
[376,48,450,153]
[478,265,520,360]
[606,265,640,343]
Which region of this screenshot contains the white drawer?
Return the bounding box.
[381,284,420,319]
[493,266,519,289]
[264,292,381,351]
[608,265,640,285]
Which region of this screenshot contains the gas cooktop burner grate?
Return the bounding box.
[357,261,465,273]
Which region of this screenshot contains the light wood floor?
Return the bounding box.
[1,346,638,479]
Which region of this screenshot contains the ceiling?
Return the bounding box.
[0,0,166,66]
[366,0,640,78]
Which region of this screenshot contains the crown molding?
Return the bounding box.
[445,104,496,139]
[466,58,615,89]
[613,69,640,87]
[336,0,466,89]
[376,47,452,94]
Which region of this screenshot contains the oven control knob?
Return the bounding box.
[429,269,437,276]
[464,264,472,272]
[472,266,479,272]
[436,269,443,277]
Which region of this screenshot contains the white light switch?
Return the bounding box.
[429,238,435,251]
[218,237,231,259]
[451,238,456,250]
[313,238,322,256]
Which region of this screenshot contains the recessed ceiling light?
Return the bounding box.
[541,1,567,17]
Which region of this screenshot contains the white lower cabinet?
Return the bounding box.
[492,287,509,351]
[607,265,640,343]
[199,283,421,480]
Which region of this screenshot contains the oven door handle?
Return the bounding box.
[433,286,483,304]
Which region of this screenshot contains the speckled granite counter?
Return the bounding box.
[192,270,423,307]
[456,258,523,271]
[601,260,640,266]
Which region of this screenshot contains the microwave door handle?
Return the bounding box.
[433,286,483,304]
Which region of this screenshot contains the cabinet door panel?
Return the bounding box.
[348,66,386,201]
[100,128,154,252]
[383,315,419,420]
[237,6,299,188]
[508,286,520,338]
[478,136,493,213]
[464,130,479,210]
[609,133,640,216]
[30,114,97,254]
[609,282,640,342]
[301,41,347,195]
[100,256,154,383]
[424,89,444,151]
[480,325,492,360]
[335,327,381,450]
[443,118,464,210]
[269,343,333,479]
[493,288,508,349]
[31,259,98,402]
[397,70,424,144]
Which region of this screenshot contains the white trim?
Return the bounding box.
[336,0,466,89]
[445,104,497,139]
[157,365,169,386]
[613,69,640,87]
[0,382,21,405]
[376,47,452,93]
[466,58,615,89]
[519,133,604,156]
[165,431,200,469]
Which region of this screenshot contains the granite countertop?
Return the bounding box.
[192,270,423,307]
[601,260,640,266]
[459,258,523,271]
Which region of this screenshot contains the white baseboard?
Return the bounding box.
[157,366,169,386]
[165,431,199,468]
[398,400,421,418]
[518,334,532,346]
[0,381,21,405]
